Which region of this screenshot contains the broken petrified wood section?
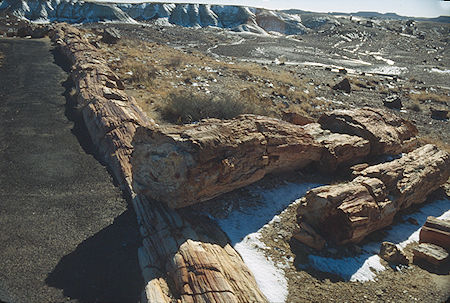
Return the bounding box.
[50,24,155,190]
[132,115,375,208]
[132,107,419,209]
[419,216,450,251]
[134,195,268,303]
[413,243,449,268]
[295,144,450,246]
[318,107,418,155]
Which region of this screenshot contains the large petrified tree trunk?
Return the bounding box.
[132,107,418,209]
[132,115,324,208]
[49,24,268,303]
[295,144,450,246]
[134,195,268,303]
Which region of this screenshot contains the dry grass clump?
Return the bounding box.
[161,89,266,124]
[418,136,450,153]
[408,91,449,105]
[406,101,422,112]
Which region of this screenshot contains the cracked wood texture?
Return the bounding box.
[134,195,267,303]
[319,107,418,155]
[296,144,450,245]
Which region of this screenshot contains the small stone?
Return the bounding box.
[332,78,351,93]
[430,108,448,120]
[383,95,402,109]
[379,241,409,265]
[101,28,121,44]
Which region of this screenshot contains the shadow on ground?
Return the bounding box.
[45,209,143,303]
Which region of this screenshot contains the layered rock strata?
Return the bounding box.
[295,144,450,246]
[49,24,267,303]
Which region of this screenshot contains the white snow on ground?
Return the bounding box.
[429,68,450,74]
[309,198,450,282]
[214,181,320,303]
[373,55,395,65]
[368,66,407,75]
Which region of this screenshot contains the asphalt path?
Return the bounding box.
[0,38,143,303]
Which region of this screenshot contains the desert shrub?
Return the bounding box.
[161,89,265,124]
[406,101,422,112]
[127,64,159,86]
[165,55,183,69]
[409,92,449,105]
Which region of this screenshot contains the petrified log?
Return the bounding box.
[50,24,268,303]
[419,216,450,251]
[132,116,377,209]
[295,144,450,246]
[413,243,449,267]
[318,107,418,155]
[353,144,450,209]
[132,115,324,208]
[134,195,268,303]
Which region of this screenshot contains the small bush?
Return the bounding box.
[409,92,449,105]
[161,89,264,124]
[406,101,422,112]
[127,64,158,86]
[166,55,183,69]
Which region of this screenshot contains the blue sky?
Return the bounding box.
[104,0,450,17]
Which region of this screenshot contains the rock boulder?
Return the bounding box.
[379,241,409,265]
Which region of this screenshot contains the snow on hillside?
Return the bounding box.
[0,0,314,34]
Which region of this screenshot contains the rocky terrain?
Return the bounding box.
[0,1,449,303]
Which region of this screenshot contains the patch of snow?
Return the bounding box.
[373,55,395,65]
[368,66,407,75]
[429,68,450,74]
[213,181,320,303]
[308,198,450,282]
[235,233,288,303]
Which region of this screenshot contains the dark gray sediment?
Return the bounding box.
[0,37,142,303]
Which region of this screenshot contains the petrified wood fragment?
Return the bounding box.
[295,144,450,246]
[419,216,450,251]
[318,107,418,155]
